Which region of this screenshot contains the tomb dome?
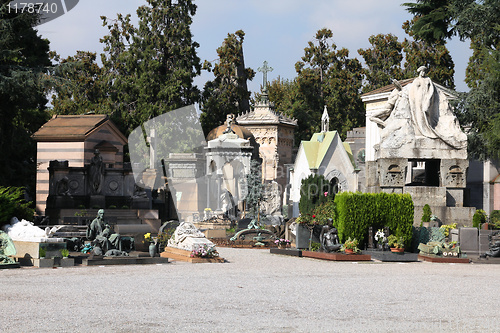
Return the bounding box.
[206,120,256,145]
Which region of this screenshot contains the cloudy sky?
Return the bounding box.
[37,0,472,94]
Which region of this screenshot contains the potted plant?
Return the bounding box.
[60,249,70,258]
[341,237,360,254]
[387,235,404,253]
[39,247,46,259]
[274,238,291,249]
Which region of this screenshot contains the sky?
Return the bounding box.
[37,0,473,95]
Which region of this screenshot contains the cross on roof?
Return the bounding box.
[258,61,273,91]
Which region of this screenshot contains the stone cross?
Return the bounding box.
[258,61,273,91]
[147,128,156,169]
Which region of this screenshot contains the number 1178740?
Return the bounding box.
[7,2,58,14]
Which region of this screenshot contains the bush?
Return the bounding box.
[473,209,487,229]
[0,186,34,227]
[421,204,432,224]
[299,174,334,214]
[334,192,414,249]
[490,210,500,229]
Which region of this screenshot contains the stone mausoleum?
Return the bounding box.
[362,67,475,225]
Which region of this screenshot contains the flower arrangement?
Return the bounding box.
[190,244,219,258]
[341,237,360,253]
[440,223,457,237]
[204,207,212,211]
[274,238,291,247]
[374,229,386,245]
[143,232,157,244]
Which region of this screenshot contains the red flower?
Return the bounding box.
[312,215,316,218]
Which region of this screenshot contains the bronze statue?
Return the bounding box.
[86,209,122,254]
[88,149,105,195]
[320,219,342,252]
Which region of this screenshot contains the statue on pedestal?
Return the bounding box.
[88,149,105,195]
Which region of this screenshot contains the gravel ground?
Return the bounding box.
[1,248,499,333]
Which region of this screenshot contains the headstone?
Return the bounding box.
[459,227,479,256]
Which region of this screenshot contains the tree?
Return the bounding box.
[49,51,108,115]
[402,19,455,89]
[200,30,255,135]
[292,29,364,142]
[0,1,51,192]
[245,159,264,224]
[100,0,202,136]
[358,34,405,93]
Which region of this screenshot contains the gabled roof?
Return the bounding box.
[299,131,357,170]
[361,77,456,102]
[361,78,415,98]
[32,114,127,143]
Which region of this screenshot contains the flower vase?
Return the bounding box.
[149,242,157,258]
[345,248,354,254]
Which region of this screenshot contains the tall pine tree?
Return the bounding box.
[200,30,254,136]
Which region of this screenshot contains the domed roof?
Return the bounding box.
[206,119,256,143]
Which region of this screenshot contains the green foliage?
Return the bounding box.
[473,209,487,229]
[422,204,432,223]
[358,33,405,93]
[99,0,201,137]
[402,19,455,89]
[387,234,405,249]
[200,30,255,136]
[268,28,364,144]
[490,210,500,229]
[49,51,109,116]
[60,249,69,258]
[310,242,321,252]
[39,247,46,258]
[245,160,264,220]
[298,174,335,221]
[334,192,414,249]
[0,187,34,226]
[0,3,51,190]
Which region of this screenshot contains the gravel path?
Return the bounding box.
[1,248,499,333]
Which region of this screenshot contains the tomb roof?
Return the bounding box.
[32,114,127,143]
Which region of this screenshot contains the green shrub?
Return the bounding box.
[334,192,414,249]
[473,209,487,229]
[0,186,34,226]
[310,200,336,225]
[490,210,500,229]
[298,174,334,217]
[421,204,432,224]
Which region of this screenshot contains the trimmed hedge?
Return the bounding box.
[334,192,414,248]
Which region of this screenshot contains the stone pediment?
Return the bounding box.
[237,101,297,127]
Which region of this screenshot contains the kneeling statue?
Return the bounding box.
[320,219,342,253]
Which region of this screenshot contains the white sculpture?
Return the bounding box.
[167,221,216,252]
[3,217,64,242]
[371,66,467,159]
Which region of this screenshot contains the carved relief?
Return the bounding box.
[440,159,468,188]
[378,158,407,187]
